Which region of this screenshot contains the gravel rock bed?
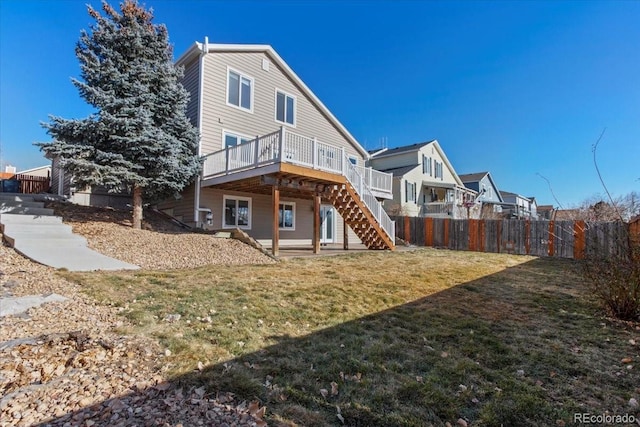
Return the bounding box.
[1,203,271,426]
[70,222,274,270]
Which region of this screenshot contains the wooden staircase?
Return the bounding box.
[327,183,395,250]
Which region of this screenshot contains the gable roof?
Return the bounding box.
[459,172,488,183]
[369,139,465,187]
[459,171,504,203]
[368,140,436,158]
[500,191,531,201]
[379,164,420,177]
[176,41,369,158]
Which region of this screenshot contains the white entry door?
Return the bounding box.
[320,205,336,244]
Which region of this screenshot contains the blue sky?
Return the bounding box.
[1,0,638,207]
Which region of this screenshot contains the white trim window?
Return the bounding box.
[422,155,432,176]
[223,195,251,229]
[275,89,296,126]
[348,156,358,165]
[223,130,252,148]
[278,202,295,230]
[434,161,443,180]
[405,181,417,203]
[227,68,253,112]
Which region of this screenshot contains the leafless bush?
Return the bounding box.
[583,222,640,321]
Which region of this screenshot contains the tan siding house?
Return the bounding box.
[161,41,395,253]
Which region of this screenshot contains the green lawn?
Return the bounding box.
[65,248,640,426]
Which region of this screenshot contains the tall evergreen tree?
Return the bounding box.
[38,0,200,229]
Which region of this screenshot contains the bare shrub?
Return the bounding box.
[583,222,640,321]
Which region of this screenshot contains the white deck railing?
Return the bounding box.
[202,127,395,245]
[420,202,454,216]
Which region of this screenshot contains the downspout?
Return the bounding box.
[194,36,208,224]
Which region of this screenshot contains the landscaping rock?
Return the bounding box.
[0,229,267,426]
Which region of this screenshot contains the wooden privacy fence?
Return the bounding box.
[0,174,50,194]
[392,217,633,259]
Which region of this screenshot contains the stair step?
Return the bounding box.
[4,232,86,248]
[0,194,36,202]
[2,223,73,235]
[0,201,45,209]
[0,207,54,216]
[0,214,63,224]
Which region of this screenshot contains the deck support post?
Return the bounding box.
[343,219,349,250]
[272,185,280,257]
[313,194,321,254]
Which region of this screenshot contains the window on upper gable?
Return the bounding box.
[227,69,253,112]
[422,155,432,176]
[275,90,296,126]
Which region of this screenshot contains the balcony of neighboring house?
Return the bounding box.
[419,184,477,219]
[199,127,396,252]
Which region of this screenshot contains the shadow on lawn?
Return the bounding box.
[37,257,639,427]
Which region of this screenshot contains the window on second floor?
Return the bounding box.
[223,131,252,148]
[434,161,443,180]
[227,68,253,112]
[275,90,296,126]
[405,181,416,203]
[422,155,432,176]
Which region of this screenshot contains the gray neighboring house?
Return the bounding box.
[499,191,538,219]
[459,172,504,217]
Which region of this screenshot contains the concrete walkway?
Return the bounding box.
[0,193,139,271]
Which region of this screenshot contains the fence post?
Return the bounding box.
[443,218,450,248]
[404,216,410,244]
[548,220,555,257]
[525,220,531,255]
[574,220,586,260]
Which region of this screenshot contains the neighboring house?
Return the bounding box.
[1,165,51,194]
[459,171,504,218]
[537,205,555,220]
[17,165,51,178]
[50,156,131,208]
[500,191,537,219]
[528,197,539,220]
[367,140,477,219]
[157,41,395,253]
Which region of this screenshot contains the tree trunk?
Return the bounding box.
[132,184,143,230]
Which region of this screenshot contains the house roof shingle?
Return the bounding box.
[368,140,436,158]
[458,172,488,183]
[379,164,420,177]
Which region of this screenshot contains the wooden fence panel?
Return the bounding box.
[529,220,549,257]
[391,216,630,259]
[413,217,425,246]
[433,218,446,247]
[482,220,497,253]
[449,220,469,251]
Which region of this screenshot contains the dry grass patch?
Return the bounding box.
[63,248,640,426]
